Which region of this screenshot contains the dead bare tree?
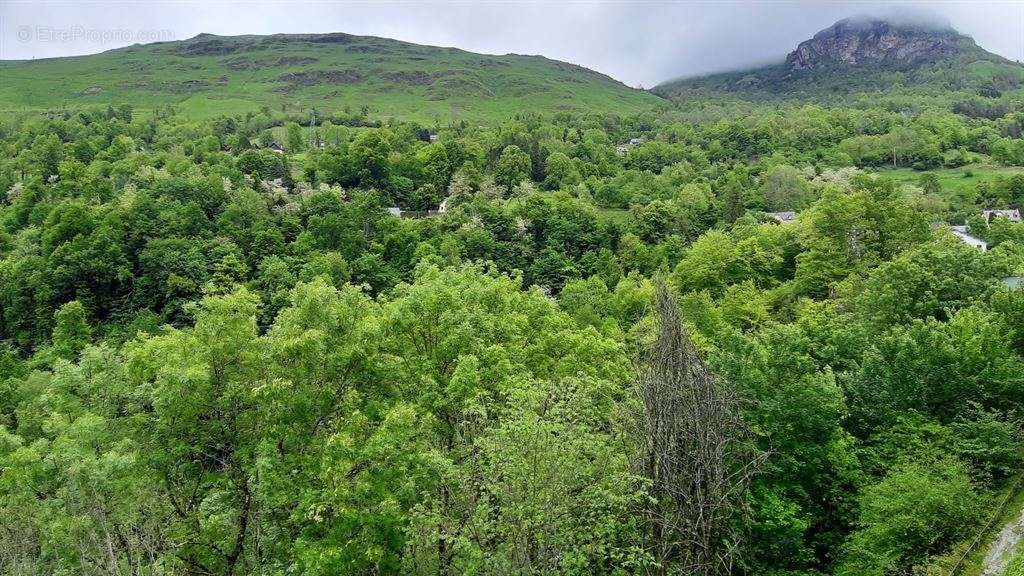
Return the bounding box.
[633,284,763,576]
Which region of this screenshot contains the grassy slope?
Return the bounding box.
[1006,548,1024,576]
[876,161,1024,196]
[0,33,664,122]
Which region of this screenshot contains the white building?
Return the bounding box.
[615,137,644,156]
[766,211,796,223]
[982,209,1021,223]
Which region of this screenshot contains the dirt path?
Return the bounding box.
[982,504,1024,576]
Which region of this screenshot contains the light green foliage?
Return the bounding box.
[51,300,92,359]
[494,145,532,192]
[405,376,646,574]
[1,61,1023,576]
[286,122,305,152]
[1,265,646,574]
[543,151,581,190]
[848,307,1024,431]
[673,219,795,297]
[761,165,814,211]
[837,457,981,576]
[1006,548,1024,576]
[849,236,1007,328]
[794,178,930,296]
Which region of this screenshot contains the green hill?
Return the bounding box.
[0,32,663,121]
[654,17,1024,101]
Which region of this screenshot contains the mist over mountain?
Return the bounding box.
[836,11,954,32]
[653,16,1024,99]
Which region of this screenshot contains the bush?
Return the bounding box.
[950,409,1024,482]
[836,457,982,576]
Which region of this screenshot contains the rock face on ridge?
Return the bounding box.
[784,17,966,70]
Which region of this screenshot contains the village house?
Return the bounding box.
[615,137,644,156]
[384,197,451,220]
[766,211,796,223]
[429,133,440,142]
[982,209,1021,223]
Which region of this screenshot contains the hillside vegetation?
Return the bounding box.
[0,32,663,121]
[2,16,1024,576]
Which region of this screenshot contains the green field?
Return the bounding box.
[875,161,1024,196]
[0,32,664,122]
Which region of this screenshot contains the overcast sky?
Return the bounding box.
[2,1,1022,87]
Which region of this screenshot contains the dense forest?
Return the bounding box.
[2,37,1024,576]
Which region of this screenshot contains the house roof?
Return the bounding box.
[983,209,1021,221]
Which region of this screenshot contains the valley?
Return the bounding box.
[1,10,1023,576]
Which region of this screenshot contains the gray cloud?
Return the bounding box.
[2,1,1022,87]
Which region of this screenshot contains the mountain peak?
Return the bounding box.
[652,15,1022,100]
[785,16,970,71]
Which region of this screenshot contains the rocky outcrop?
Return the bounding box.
[785,17,966,70]
[652,16,1020,99]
